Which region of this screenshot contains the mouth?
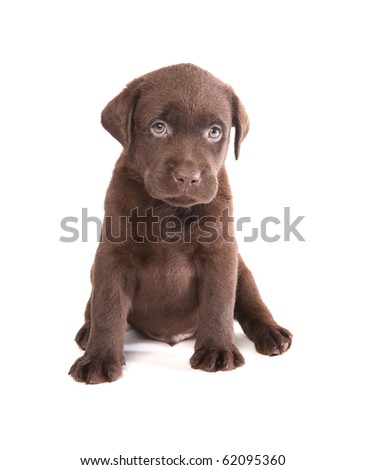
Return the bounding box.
[162,195,200,208]
[144,179,217,208]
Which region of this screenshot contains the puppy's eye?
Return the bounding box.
[208,126,222,141]
[151,121,167,136]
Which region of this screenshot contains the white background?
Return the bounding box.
[1,1,365,469]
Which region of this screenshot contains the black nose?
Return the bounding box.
[173,169,201,189]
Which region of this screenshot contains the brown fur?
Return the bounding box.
[69,64,292,384]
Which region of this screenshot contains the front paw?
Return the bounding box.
[69,354,125,384]
[190,344,244,372]
[254,325,292,356]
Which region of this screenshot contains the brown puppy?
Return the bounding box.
[69,64,292,384]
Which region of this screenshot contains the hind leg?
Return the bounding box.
[234,255,292,356]
[75,297,91,350]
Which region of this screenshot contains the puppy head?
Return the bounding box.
[102,64,249,207]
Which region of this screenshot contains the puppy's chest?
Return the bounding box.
[129,212,211,244]
[134,247,199,303]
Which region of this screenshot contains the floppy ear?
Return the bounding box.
[231,92,249,160]
[101,77,143,148]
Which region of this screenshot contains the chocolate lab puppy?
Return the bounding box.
[69,63,292,384]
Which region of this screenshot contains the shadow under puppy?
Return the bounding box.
[69,63,292,384]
